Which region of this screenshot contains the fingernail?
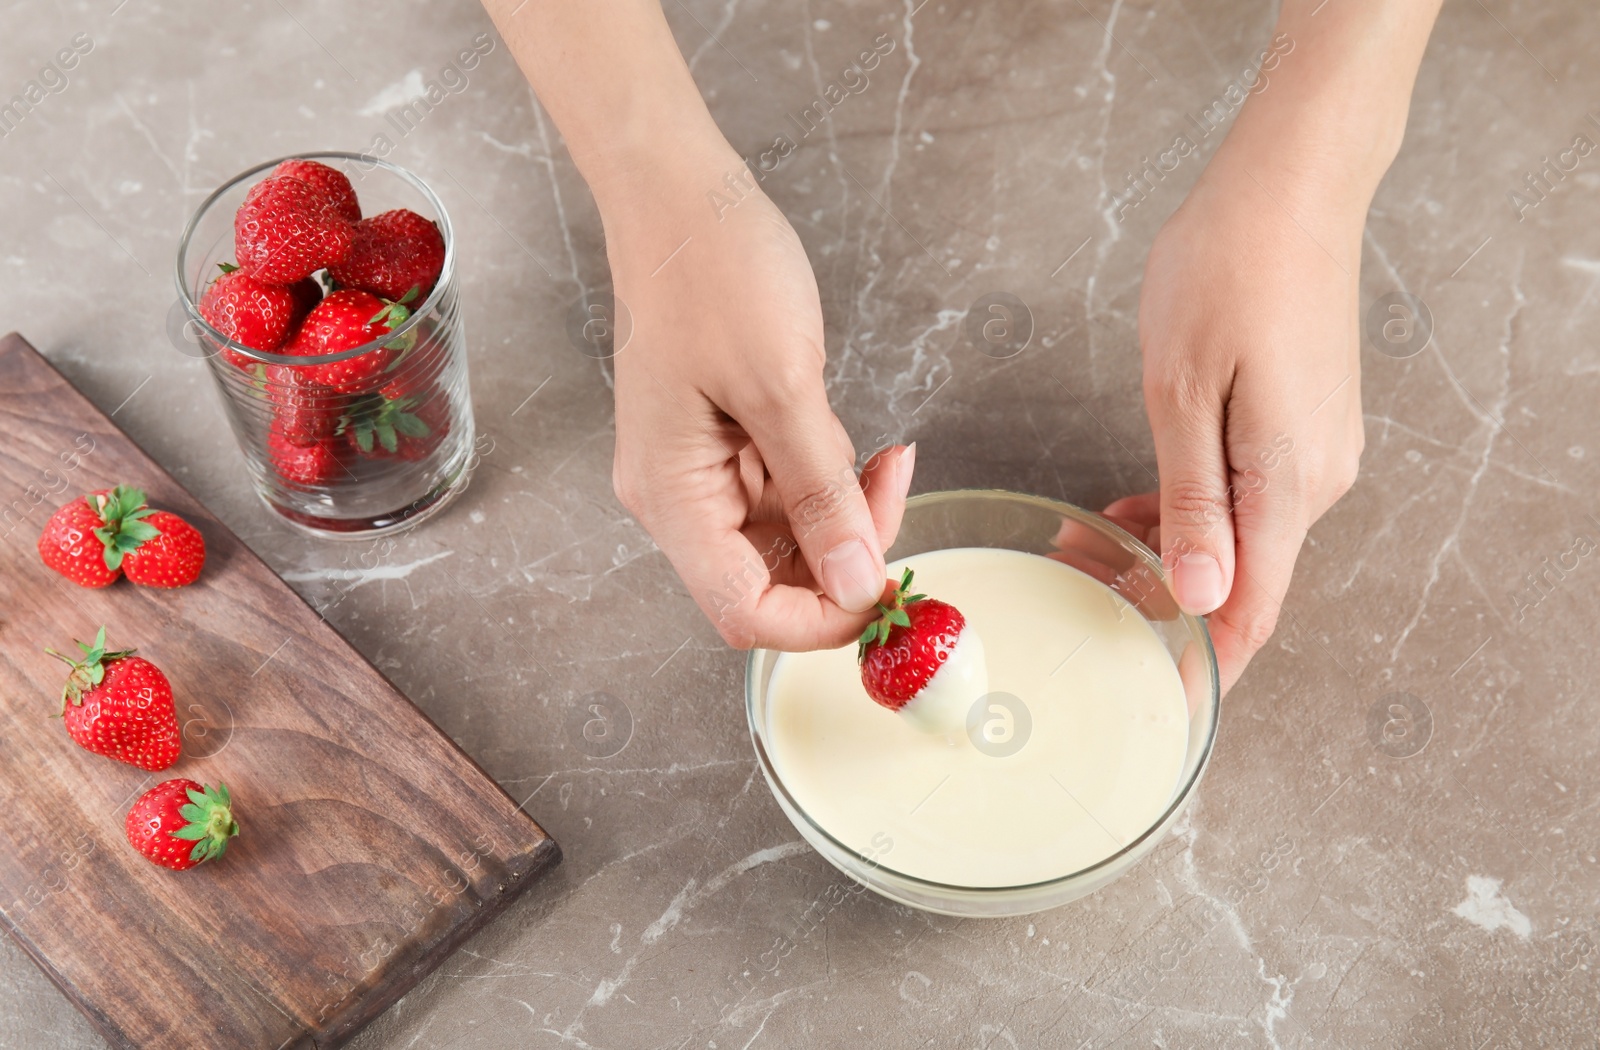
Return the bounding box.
[1174,551,1225,614]
[821,539,882,612]
[897,443,917,500]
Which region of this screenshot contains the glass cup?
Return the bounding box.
[175,153,474,537]
[745,489,1221,917]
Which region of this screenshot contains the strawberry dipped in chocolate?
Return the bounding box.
[857,568,989,735]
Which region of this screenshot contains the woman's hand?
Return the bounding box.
[1107,146,1367,696]
[604,155,913,650]
[1099,0,1444,696]
[477,0,913,651]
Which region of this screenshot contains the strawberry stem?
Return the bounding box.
[171,782,240,864]
[44,625,135,714]
[856,568,927,662]
[86,485,161,571]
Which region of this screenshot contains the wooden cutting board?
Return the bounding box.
[0,333,560,1049]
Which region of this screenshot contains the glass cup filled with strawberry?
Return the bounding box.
[176,153,473,536]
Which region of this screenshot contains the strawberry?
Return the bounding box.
[234,174,353,285]
[121,511,206,588]
[198,265,298,369]
[857,569,989,733]
[126,780,239,871]
[38,487,204,589]
[328,209,445,304]
[266,365,345,447]
[269,429,345,487]
[271,158,360,224]
[342,390,447,462]
[288,289,411,394]
[38,486,157,587]
[38,489,125,587]
[45,626,181,771]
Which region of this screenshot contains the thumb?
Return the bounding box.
[1149,394,1236,616]
[745,393,887,613]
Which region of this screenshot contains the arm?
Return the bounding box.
[481,0,912,649]
[1108,0,1444,694]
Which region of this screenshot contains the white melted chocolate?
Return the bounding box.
[766,547,1189,888]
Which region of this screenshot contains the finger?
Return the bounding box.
[1052,516,1139,575]
[1101,491,1160,525]
[1148,381,1236,615]
[1206,480,1307,696]
[859,443,914,554]
[740,520,812,590]
[616,402,870,650]
[743,392,887,613]
[738,442,768,511]
[666,514,875,651]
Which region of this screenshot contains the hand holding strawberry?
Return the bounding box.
[858,569,989,735]
[46,626,182,771]
[126,780,239,871]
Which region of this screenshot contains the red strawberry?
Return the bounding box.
[271,158,360,223]
[198,266,298,369]
[328,209,445,304]
[121,511,205,588]
[857,569,988,731]
[289,289,409,394]
[269,429,345,487]
[38,489,125,587]
[38,486,160,587]
[234,174,353,285]
[46,627,181,771]
[126,780,239,871]
[266,365,345,447]
[343,389,448,462]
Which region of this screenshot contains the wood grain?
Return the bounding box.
[0,333,560,1050]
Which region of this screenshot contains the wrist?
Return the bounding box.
[1204,116,1381,231]
[1209,3,1440,220]
[589,130,746,237]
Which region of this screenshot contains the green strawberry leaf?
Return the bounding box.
[44,626,133,711]
[367,300,411,330]
[217,261,240,274]
[172,782,239,863]
[393,411,430,439]
[109,485,147,520]
[376,423,398,454]
[121,520,161,543]
[354,425,374,453]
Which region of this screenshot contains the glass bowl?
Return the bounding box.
[174,153,474,538]
[744,489,1220,917]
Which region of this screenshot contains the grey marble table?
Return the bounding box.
[2,1,1596,1047]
